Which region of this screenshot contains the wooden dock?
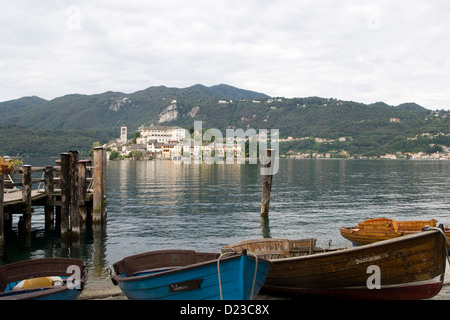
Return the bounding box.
[0,147,107,257]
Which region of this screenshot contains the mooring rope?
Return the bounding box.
[247,252,259,300]
[217,251,259,300]
[217,252,234,300]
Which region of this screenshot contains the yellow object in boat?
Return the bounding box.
[14,276,63,290]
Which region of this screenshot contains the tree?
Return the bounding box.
[132,132,140,144]
[89,142,102,158]
[109,150,121,160]
[128,150,144,160]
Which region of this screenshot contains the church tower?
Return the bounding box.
[120,126,127,144]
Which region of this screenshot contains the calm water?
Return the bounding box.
[2,159,449,281]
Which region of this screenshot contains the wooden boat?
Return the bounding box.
[109,249,271,300]
[340,218,450,246]
[0,258,87,300]
[221,238,342,259]
[222,229,448,300]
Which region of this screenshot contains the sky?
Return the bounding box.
[1,0,450,110]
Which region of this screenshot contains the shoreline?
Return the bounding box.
[79,261,450,300]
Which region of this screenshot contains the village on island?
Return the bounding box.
[105,124,450,161]
[106,125,246,161]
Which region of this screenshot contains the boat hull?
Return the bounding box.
[0,286,81,300]
[263,277,443,300]
[340,218,449,246]
[0,258,86,300]
[111,250,271,300]
[226,230,447,300]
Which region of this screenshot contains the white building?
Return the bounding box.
[137,126,187,144]
[134,126,188,158]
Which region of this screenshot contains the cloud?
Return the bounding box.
[1,0,449,110]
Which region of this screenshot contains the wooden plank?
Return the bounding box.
[3,190,46,206]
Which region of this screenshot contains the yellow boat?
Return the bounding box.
[340,218,450,247]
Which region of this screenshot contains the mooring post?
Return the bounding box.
[21,165,32,247]
[78,160,88,225]
[260,149,275,218]
[44,166,55,231]
[60,153,70,244]
[54,160,61,231]
[69,151,80,243]
[102,147,107,224]
[0,174,4,257]
[92,147,104,225]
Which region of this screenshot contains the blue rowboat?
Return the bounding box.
[109,249,272,300]
[0,258,87,300]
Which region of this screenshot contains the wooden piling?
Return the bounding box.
[69,151,80,242]
[60,153,70,243]
[78,160,88,225]
[21,165,32,246]
[260,149,275,218]
[102,148,107,223]
[93,147,105,225]
[44,166,55,231]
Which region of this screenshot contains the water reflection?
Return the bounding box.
[2,159,449,283]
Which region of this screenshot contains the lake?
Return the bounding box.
[2,158,449,281]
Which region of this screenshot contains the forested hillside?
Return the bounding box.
[0,84,449,157]
[0,125,113,157]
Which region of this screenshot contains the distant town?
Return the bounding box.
[106,125,245,161]
[105,125,450,161]
[280,133,450,160]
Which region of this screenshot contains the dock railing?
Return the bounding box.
[0,148,107,257]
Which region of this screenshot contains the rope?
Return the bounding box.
[216,251,259,300]
[247,252,259,300]
[217,252,234,300]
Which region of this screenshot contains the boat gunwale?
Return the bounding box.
[111,250,270,283]
[227,230,443,263]
[0,284,78,300]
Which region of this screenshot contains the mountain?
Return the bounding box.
[0,96,48,122]
[0,84,449,157]
[0,84,269,131]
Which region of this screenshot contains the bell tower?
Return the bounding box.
[120,126,127,144]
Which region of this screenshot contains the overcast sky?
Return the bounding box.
[1,0,449,110]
